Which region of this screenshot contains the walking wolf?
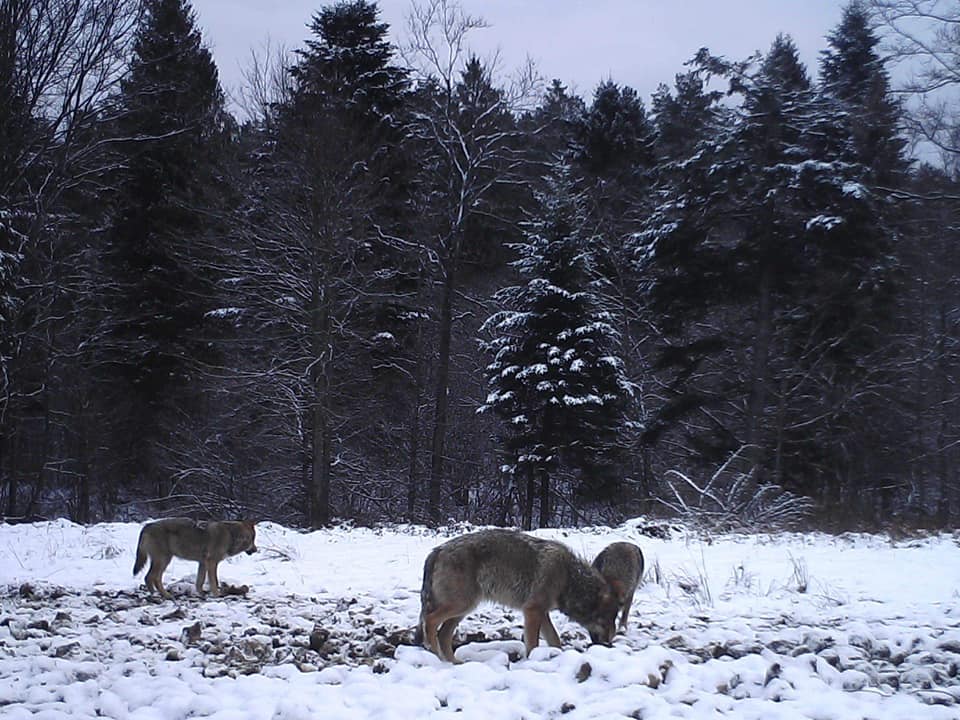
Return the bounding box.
[133,518,257,597]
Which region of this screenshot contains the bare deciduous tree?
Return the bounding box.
[870,0,960,160]
[1,0,140,518]
[401,0,539,525]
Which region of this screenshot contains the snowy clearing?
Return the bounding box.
[1,520,959,719]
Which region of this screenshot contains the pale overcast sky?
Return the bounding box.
[191,0,849,107]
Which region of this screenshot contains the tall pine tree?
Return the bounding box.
[639,35,898,515]
[809,0,909,518]
[229,0,411,526]
[525,79,585,163]
[101,0,227,498]
[819,0,906,186]
[651,70,723,163]
[576,80,655,179]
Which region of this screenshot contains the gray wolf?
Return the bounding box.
[132,518,257,597]
[417,529,622,662]
[592,541,644,631]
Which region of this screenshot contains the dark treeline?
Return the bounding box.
[2,0,958,531]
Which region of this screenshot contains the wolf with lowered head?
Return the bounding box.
[418,529,622,663]
[133,518,257,598]
[592,541,644,632]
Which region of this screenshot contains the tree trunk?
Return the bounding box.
[300,410,311,525]
[2,426,15,517]
[522,465,535,531]
[27,362,53,519]
[495,475,511,526]
[311,391,331,527]
[914,256,929,513]
[428,265,456,526]
[773,377,787,487]
[407,266,428,521]
[538,468,551,528]
[745,263,774,451]
[76,408,91,524]
[936,301,950,526]
[538,416,553,528]
[407,386,421,521]
[309,259,332,528]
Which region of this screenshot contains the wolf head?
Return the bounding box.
[580,584,622,646]
[233,520,258,556]
[560,563,624,646]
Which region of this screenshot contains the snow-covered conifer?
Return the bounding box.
[481,160,631,528]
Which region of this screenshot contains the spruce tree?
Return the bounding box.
[481,162,631,529]
[232,0,411,527]
[806,0,908,513]
[576,80,656,180]
[292,0,407,124]
[651,70,723,163]
[819,1,906,186]
[102,0,227,495]
[526,79,585,162]
[639,35,898,510]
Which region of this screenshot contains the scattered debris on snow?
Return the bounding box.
[1,520,958,719]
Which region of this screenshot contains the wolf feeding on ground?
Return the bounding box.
[592,541,644,631]
[417,529,622,662]
[132,518,257,598]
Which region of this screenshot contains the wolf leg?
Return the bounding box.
[206,559,221,596]
[424,605,463,662]
[522,606,545,657]
[437,615,466,664]
[195,562,207,594]
[619,590,635,631]
[424,610,442,658]
[414,609,427,648]
[147,557,172,598]
[540,613,562,647]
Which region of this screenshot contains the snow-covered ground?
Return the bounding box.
[1,519,959,719]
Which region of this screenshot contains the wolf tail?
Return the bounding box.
[132,527,148,576]
[413,546,440,647]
